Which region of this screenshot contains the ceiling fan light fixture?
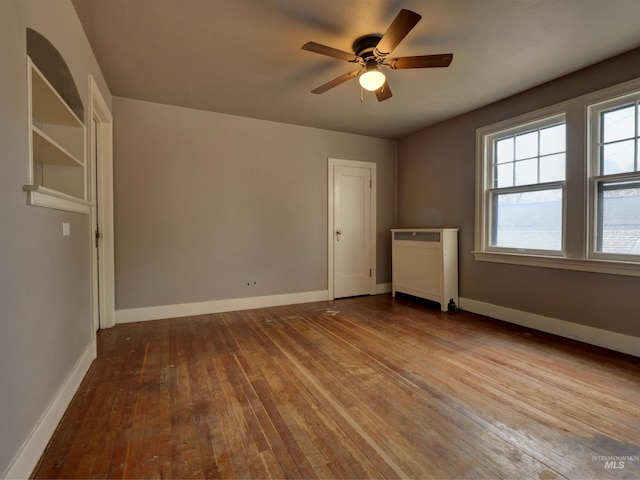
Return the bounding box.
[303,9,452,102]
[359,61,385,91]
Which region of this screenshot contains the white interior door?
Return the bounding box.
[332,163,373,298]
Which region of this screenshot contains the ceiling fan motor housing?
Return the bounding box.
[352,35,383,61]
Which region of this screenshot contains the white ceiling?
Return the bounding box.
[72,0,640,139]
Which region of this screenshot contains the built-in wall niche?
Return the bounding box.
[23,29,89,214]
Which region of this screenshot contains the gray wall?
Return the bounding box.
[113,97,397,310]
[0,0,110,476]
[397,48,640,338]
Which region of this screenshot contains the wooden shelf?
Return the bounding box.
[22,184,91,214]
[31,62,83,127]
[26,56,87,211]
[32,126,83,167]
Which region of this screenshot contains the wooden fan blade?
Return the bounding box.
[375,81,392,102]
[311,70,360,94]
[385,54,453,69]
[374,9,421,57]
[302,42,359,63]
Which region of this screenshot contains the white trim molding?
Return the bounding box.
[23,185,91,214]
[3,341,96,479]
[116,290,331,324]
[459,297,640,357]
[88,74,116,330]
[472,250,640,277]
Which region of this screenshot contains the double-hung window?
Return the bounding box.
[475,79,640,276]
[478,114,566,255]
[589,92,640,260]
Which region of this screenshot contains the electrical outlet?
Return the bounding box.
[62,222,71,236]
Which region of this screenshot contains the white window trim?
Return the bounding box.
[474,77,640,277]
[475,105,569,255]
[589,174,640,263]
[484,182,567,257]
[482,113,567,256]
[587,89,640,263]
[472,250,640,277]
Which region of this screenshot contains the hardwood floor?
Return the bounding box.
[33,295,640,479]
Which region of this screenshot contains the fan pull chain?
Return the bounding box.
[360,85,364,103]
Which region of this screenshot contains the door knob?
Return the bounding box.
[336,229,342,241]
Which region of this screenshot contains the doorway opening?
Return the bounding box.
[89,75,115,331]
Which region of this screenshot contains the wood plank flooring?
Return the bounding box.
[33,294,640,479]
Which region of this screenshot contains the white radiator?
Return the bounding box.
[391,228,459,312]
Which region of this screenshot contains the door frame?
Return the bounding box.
[327,158,377,300]
[89,75,115,330]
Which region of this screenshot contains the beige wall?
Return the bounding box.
[113,97,397,310]
[0,0,111,476]
[398,48,640,338]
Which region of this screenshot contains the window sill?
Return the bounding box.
[23,185,91,215]
[472,250,640,277]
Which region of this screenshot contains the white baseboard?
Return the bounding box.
[4,340,96,480]
[116,290,331,324]
[459,297,640,357]
[376,283,392,295]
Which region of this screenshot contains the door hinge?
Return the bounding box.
[370,179,372,188]
[369,268,372,277]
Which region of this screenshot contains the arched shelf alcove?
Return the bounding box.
[23,28,89,213]
[27,28,84,121]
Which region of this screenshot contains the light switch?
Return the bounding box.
[62,222,71,236]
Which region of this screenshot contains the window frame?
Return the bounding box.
[477,111,568,257]
[474,78,640,277]
[588,91,640,263]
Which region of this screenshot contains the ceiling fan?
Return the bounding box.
[302,9,453,101]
